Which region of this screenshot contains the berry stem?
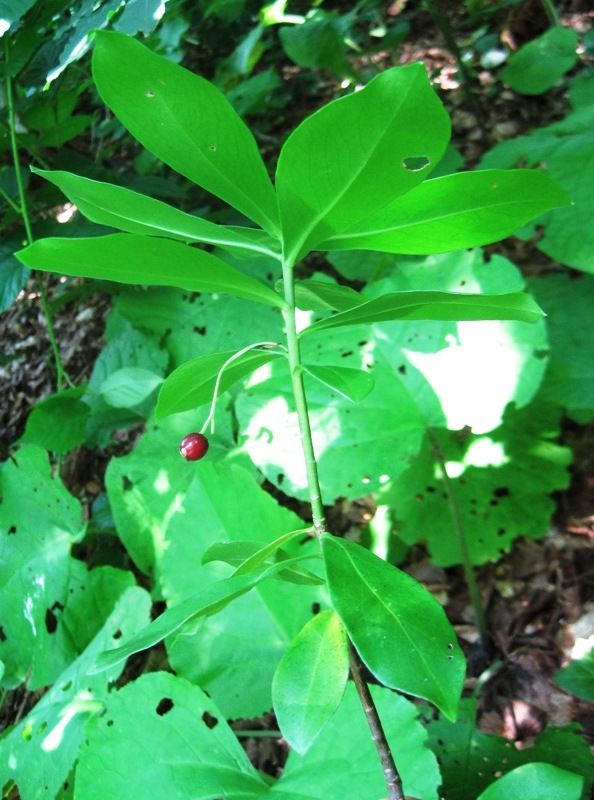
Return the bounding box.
[200,341,286,435]
[280,255,403,800]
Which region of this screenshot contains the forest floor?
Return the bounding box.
[1,0,593,783]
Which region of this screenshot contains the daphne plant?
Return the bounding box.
[17,30,569,800]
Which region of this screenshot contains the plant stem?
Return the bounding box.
[541,0,560,25]
[349,645,404,800]
[281,257,404,799]
[5,51,68,391]
[427,430,488,647]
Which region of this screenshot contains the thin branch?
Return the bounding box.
[349,645,404,800]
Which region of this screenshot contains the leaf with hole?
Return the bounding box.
[276,63,450,261]
[16,234,283,308]
[92,31,279,235]
[322,535,465,719]
[272,610,349,754]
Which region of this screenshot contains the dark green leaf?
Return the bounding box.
[156,349,283,419]
[34,168,280,258]
[500,27,578,95]
[276,63,450,261]
[320,169,570,254]
[322,535,465,719]
[272,610,349,754]
[556,648,594,702]
[477,763,582,800]
[16,234,284,308]
[21,388,90,454]
[301,290,544,335]
[92,31,280,235]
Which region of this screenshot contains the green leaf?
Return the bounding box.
[477,763,582,800]
[271,684,441,800]
[279,11,354,77]
[202,537,323,586]
[156,348,283,419]
[272,610,349,754]
[83,319,168,446]
[99,366,163,409]
[21,388,90,454]
[301,289,544,336]
[386,403,571,566]
[294,279,363,311]
[17,234,284,308]
[92,31,279,235]
[105,433,322,717]
[529,274,594,422]
[322,535,465,719]
[500,27,578,95]
[481,84,594,272]
[90,569,276,674]
[302,363,374,402]
[34,168,281,258]
[556,647,594,702]
[276,63,450,261]
[428,698,594,800]
[0,587,151,800]
[0,239,29,313]
[231,528,311,576]
[75,672,266,800]
[319,169,570,254]
[0,446,85,689]
[116,284,284,369]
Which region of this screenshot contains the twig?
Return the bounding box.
[349,645,404,800]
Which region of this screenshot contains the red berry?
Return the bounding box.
[179,432,209,461]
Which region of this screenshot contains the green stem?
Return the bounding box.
[281,259,326,537]
[281,256,403,800]
[541,0,560,25]
[428,430,488,647]
[5,49,68,392]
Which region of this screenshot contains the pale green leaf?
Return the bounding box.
[556,647,594,702]
[100,367,163,409]
[75,672,266,800]
[21,388,90,454]
[0,587,151,800]
[272,611,348,754]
